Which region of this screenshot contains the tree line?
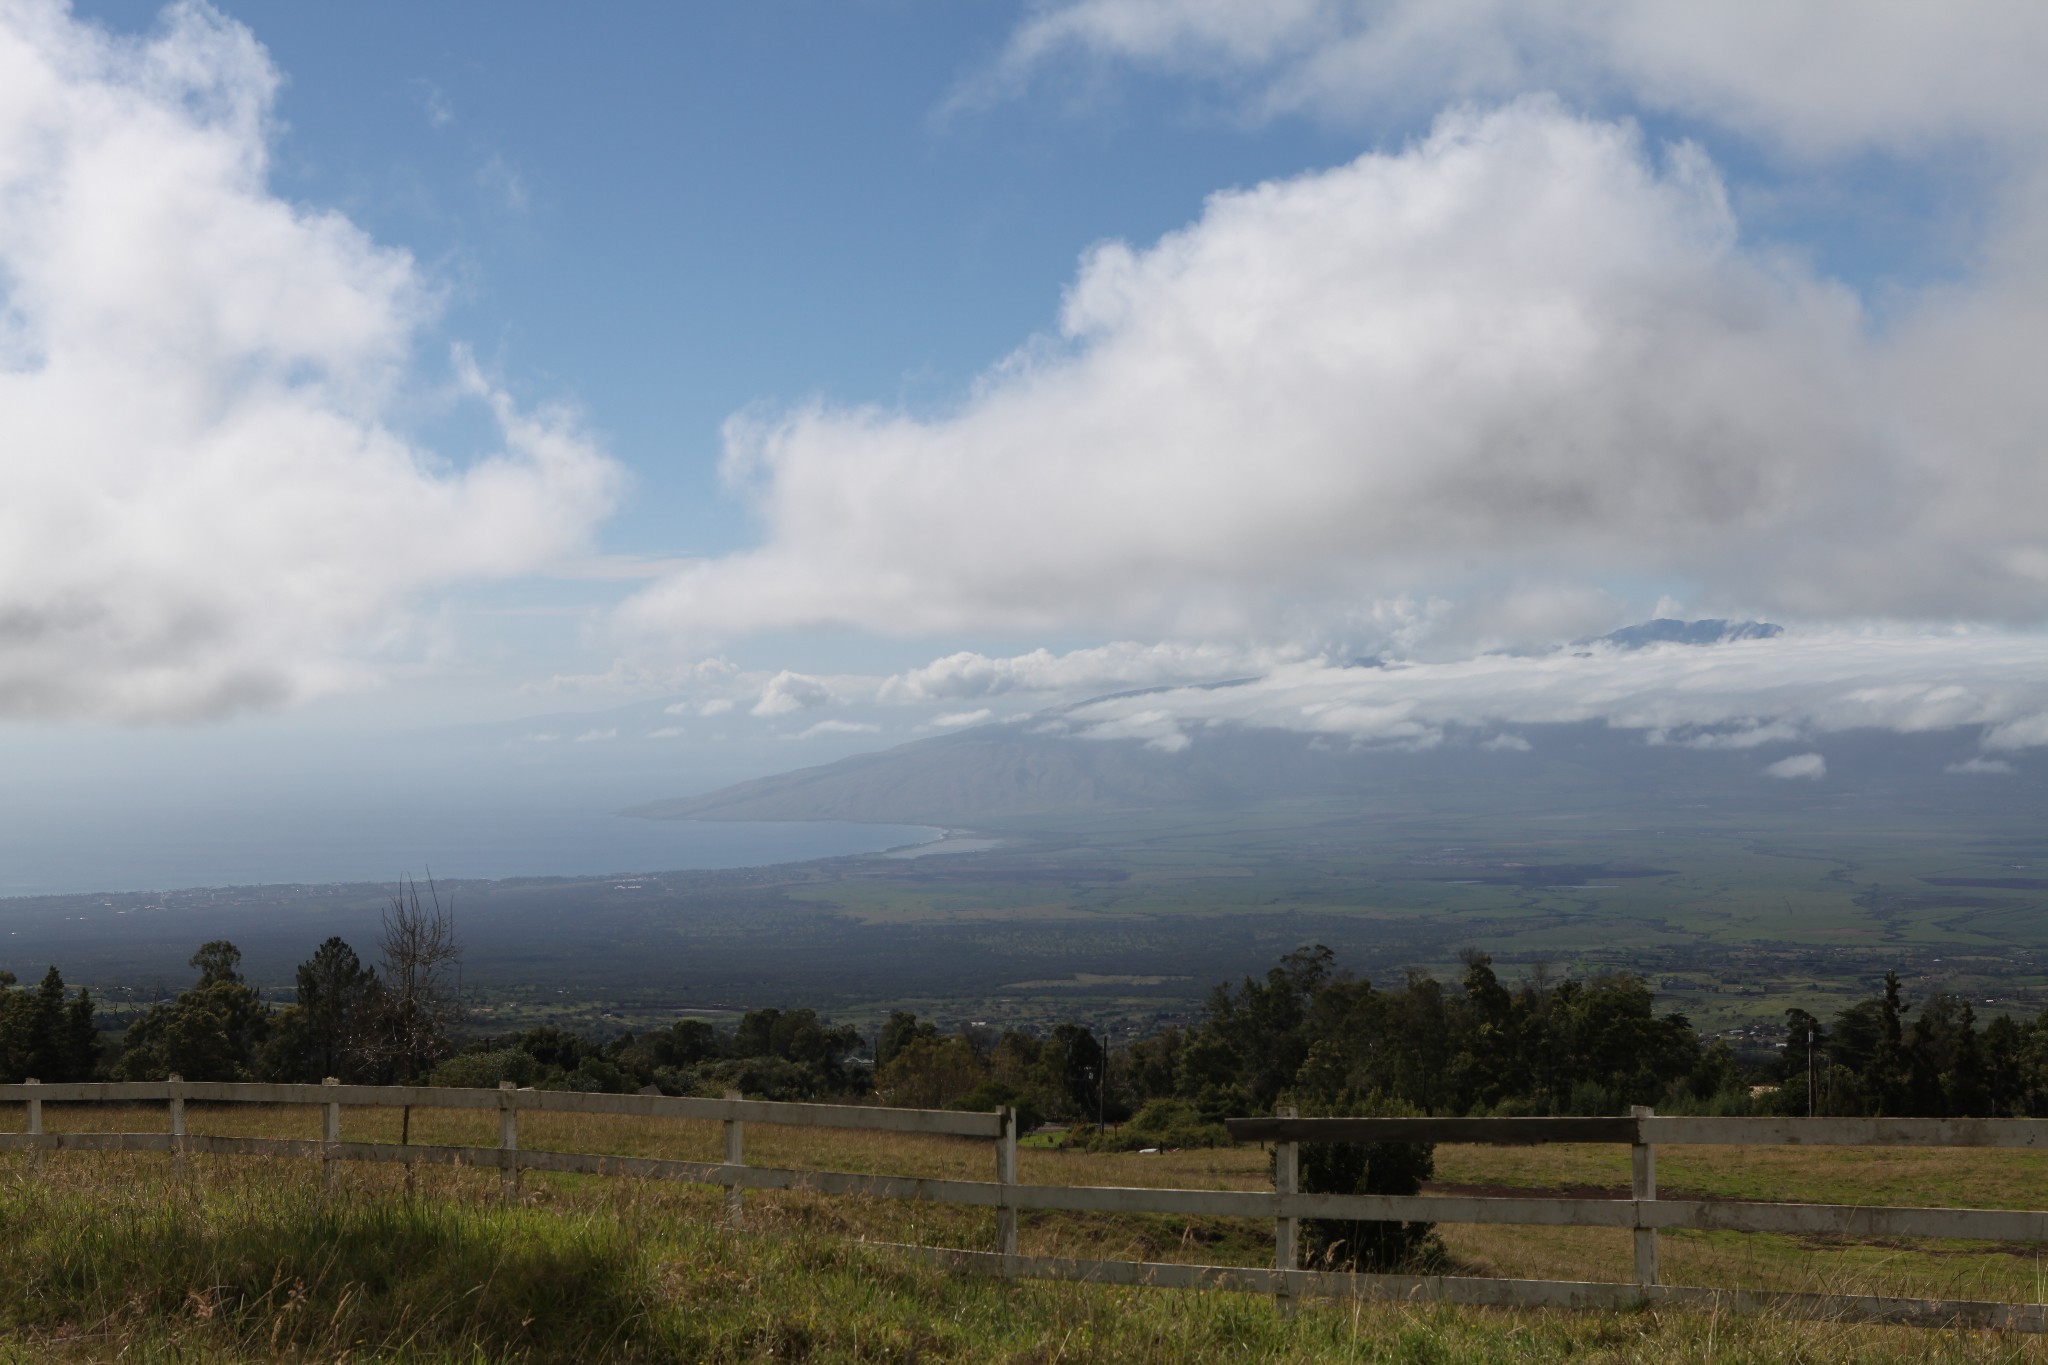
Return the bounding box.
[1779,971,2048,1118]
[0,880,465,1086]
[12,930,2040,1124]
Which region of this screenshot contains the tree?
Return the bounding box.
[874,1034,984,1108]
[114,943,270,1082]
[299,937,378,1080]
[260,937,380,1083]
[190,940,245,987]
[366,878,465,1086]
[63,986,98,1082]
[26,966,68,1080]
[876,1010,932,1067]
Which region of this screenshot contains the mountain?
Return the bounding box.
[1582,618,1782,649]
[626,621,2026,829]
[625,723,1291,823]
[625,717,2023,828]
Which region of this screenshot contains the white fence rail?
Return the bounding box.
[5,1080,2046,1330]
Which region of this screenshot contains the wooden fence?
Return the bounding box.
[4,1080,2047,1331]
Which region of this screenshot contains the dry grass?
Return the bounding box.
[10,1099,2048,1360]
[16,1121,2048,1358]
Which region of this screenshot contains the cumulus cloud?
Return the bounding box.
[1035,630,2048,754]
[0,0,619,721]
[984,1,2048,156]
[932,708,995,728]
[624,98,2048,647]
[1947,757,2016,776]
[750,670,833,717]
[1763,753,1826,780]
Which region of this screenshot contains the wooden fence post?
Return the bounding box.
[322,1078,340,1193]
[722,1088,744,1231]
[499,1081,520,1201]
[24,1078,39,1176]
[996,1105,1019,1268]
[1631,1105,1658,1288]
[168,1074,187,1180]
[1274,1105,1298,1315]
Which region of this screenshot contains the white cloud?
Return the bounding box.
[932,708,995,728]
[625,99,2041,647]
[646,725,685,740]
[985,2,2048,156]
[1480,732,1531,752]
[1763,753,1826,780]
[0,0,619,721]
[698,698,735,718]
[572,728,616,743]
[1040,630,2048,753]
[1947,757,2016,776]
[1065,707,1190,753]
[879,640,1299,703]
[791,719,880,740]
[751,670,833,717]
[1648,720,1804,750]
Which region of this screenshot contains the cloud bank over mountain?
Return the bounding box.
[1034,630,2048,755]
[0,1,619,721]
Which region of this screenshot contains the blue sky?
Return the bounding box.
[64,1,1368,558]
[5,0,2048,888]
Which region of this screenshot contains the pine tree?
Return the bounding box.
[27,966,66,1081]
[62,988,97,1082]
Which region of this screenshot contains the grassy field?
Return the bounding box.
[10,1102,2048,1359]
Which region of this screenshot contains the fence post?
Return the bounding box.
[1273,1104,1298,1316]
[322,1078,340,1193]
[169,1074,186,1181]
[996,1105,1019,1269]
[1630,1104,1658,1288]
[24,1078,40,1175]
[722,1088,744,1231]
[499,1081,520,1201]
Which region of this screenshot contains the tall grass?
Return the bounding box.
[10,1159,2048,1362]
[8,1108,2048,1359]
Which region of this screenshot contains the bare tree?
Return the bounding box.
[368,875,465,1148]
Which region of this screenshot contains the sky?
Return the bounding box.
[3,0,2048,881]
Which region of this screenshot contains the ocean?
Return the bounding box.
[0,801,937,897]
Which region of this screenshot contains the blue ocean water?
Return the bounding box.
[0,802,937,897]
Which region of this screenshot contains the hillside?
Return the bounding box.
[625,721,1278,823]
[624,710,2027,829]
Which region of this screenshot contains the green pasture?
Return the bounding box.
[11,1106,2048,1361]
